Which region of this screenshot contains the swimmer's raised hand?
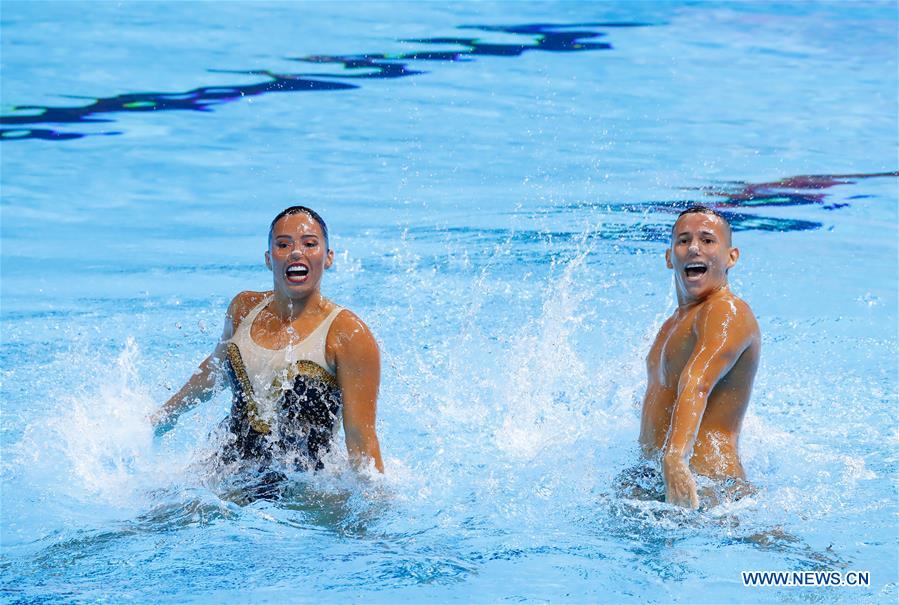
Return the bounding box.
[663,456,699,509]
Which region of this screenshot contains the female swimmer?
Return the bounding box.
[151,206,384,473]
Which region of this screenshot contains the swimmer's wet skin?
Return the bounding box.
[635,205,761,509]
[150,205,384,479]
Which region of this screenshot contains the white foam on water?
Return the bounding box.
[493,245,594,460]
[11,338,191,513]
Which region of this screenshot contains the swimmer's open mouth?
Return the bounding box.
[684,262,707,279]
[285,263,309,283]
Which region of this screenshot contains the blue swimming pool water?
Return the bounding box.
[1,1,897,603]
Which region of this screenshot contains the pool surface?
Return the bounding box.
[1,1,897,603]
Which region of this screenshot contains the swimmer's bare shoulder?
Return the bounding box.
[325,308,380,387]
[325,307,374,348]
[224,290,271,336]
[693,291,760,353]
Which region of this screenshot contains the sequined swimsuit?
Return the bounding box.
[221,296,344,470]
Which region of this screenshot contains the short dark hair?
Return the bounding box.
[269,206,330,249]
[672,205,732,244]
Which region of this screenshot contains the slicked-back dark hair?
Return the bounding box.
[269,206,330,249]
[671,205,732,245]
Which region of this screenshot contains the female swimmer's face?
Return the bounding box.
[265,212,333,299]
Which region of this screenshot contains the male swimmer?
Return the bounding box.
[150,206,384,474]
[634,206,760,509]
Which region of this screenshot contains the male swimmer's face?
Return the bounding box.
[666,213,738,303]
[265,212,333,298]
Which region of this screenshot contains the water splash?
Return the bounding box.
[10,339,185,510]
[494,233,595,460]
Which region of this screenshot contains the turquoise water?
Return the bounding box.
[1,1,897,603]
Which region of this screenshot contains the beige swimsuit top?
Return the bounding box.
[228,296,343,402]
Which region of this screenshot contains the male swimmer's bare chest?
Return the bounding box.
[657,308,700,388]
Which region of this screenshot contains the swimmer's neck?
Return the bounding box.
[268,290,327,321]
[675,283,730,310]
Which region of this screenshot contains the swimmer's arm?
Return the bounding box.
[663,301,748,508]
[334,313,384,473]
[150,293,250,435]
[639,380,669,458]
[639,324,673,457]
[150,348,225,435]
